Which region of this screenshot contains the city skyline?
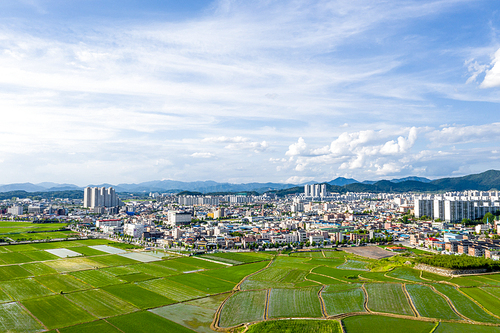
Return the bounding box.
[1,1,500,185]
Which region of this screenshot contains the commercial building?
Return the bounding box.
[167,211,193,226]
[7,205,23,216]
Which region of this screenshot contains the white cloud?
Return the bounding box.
[285,176,315,184]
[203,136,269,152]
[286,137,308,156]
[191,152,215,158]
[428,123,500,146]
[481,48,500,88]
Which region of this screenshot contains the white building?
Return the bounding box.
[168,211,192,226]
[304,184,327,198]
[7,205,23,216]
[124,223,144,238]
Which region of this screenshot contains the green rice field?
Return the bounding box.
[268,286,323,318]
[219,290,267,327]
[365,283,414,316]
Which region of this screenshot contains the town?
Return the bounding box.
[2,185,500,261]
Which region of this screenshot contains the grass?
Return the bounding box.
[118,272,155,282]
[138,278,208,301]
[246,319,342,333]
[250,267,291,282]
[280,269,309,283]
[107,310,195,333]
[35,274,91,293]
[69,269,126,287]
[102,284,175,309]
[57,320,122,333]
[165,273,236,294]
[200,261,269,283]
[0,264,32,280]
[306,273,343,285]
[24,250,60,261]
[405,284,460,320]
[322,285,365,316]
[65,289,138,318]
[100,265,138,276]
[434,322,500,332]
[364,283,414,316]
[358,272,399,282]
[449,276,483,287]
[240,280,294,290]
[0,287,12,303]
[89,254,138,266]
[0,278,54,300]
[342,315,435,333]
[23,294,96,329]
[460,287,500,317]
[219,290,267,327]
[268,287,323,318]
[433,284,499,323]
[421,270,451,282]
[0,301,45,333]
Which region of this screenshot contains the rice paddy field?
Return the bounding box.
[2,243,500,332]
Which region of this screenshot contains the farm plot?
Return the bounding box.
[280,269,309,283]
[268,286,323,318]
[240,279,294,290]
[0,287,12,303]
[70,269,126,287]
[467,276,500,287]
[35,274,91,293]
[0,264,31,280]
[3,244,38,252]
[461,287,500,317]
[449,276,482,287]
[405,284,460,320]
[0,251,35,264]
[434,322,500,333]
[165,273,236,294]
[89,254,138,267]
[359,271,399,282]
[0,278,54,300]
[421,271,451,282]
[107,310,194,333]
[176,256,227,270]
[249,267,291,282]
[22,294,96,329]
[154,258,202,273]
[201,252,265,265]
[322,285,365,316]
[307,258,345,267]
[433,284,499,323]
[151,302,216,333]
[338,260,369,271]
[481,286,500,300]
[364,283,414,316]
[43,257,106,272]
[200,261,269,283]
[103,284,175,309]
[307,273,344,285]
[65,289,138,318]
[312,266,364,282]
[119,272,155,282]
[138,278,208,301]
[291,251,326,258]
[44,248,82,258]
[386,267,424,282]
[101,265,138,276]
[342,315,434,333]
[57,320,121,333]
[0,302,45,333]
[118,252,161,263]
[23,250,59,261]
[123,262,179,277]
[20,262,57,276]
[246,319,342,333]
[219,290,267,327]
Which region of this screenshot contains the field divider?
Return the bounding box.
[191,256,233,266]
[339,319,346,333]
[17,301,48,331]
[103,318,126,333]
[428,285,470,322]
[429,321,440,333]
[210,290,235,332]
[264,288,270,320]
[402,284,419,317]
[309,270,349,284]
[318,285,327,317]
[361,283,371,313]
[321,250,326,258]
[457,287,500,320]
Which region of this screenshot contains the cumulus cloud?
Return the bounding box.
[428,123,500,146]
[285,137,308,156]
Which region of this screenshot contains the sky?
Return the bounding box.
[1,0,500,186]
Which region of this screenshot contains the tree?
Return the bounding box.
[483,212,495,224]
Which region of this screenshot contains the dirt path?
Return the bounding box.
[402,283,419,317]
[428,285,470,322]
[318,285,327,317]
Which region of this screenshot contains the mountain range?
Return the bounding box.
[1,170,499,195]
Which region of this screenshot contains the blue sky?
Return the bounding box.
[1,0,500,186]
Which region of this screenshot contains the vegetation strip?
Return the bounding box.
[318,285,327,317]
[428,285,470,321]
[457,287,500,320]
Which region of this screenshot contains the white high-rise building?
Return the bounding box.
[304,184,327,198]
[83,187,121,208]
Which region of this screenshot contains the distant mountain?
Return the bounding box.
[390,176,431,183]
[327,177,359,186]
[2,170,500,194]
